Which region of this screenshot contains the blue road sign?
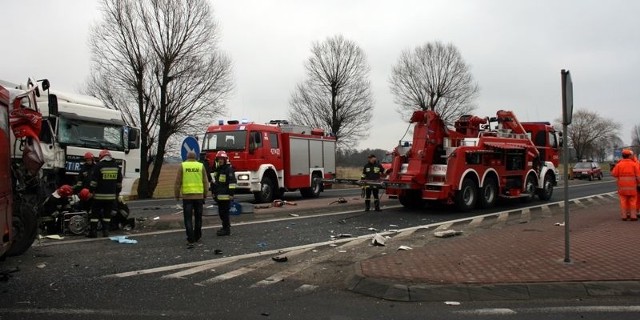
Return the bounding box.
[181,136,200,161]
[614,149,622,159]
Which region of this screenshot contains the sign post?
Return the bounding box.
[181,136,200,161]
[561,69,573,263]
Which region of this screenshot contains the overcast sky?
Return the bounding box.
[2,0,638,150]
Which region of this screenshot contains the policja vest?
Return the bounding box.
[181,161,205,195]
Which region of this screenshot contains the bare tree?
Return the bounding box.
[289,35,373,148]
[87,0,233,198]
[389,41,479,124]
[557,110,620,161]
[631,124,640,155]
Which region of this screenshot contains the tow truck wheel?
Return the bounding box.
[520,174,537,203]
[537,173,554,201]
[254,176,276,203]
[398,190,424,209]
[455,178,477,212]
[478,178,497,209]
[6,195,38,257]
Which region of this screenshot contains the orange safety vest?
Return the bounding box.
[611,158,640,196]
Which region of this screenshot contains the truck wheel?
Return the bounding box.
[300,174,321,198]
[6,195,38,257]
[478,178,497,209]
[588,174,593,181]
[254,176,276,203]
[520,174,537,203]
[537,173,554,201]
[398,190,423,209]
[455,178,477,212]
[598,172,603,180]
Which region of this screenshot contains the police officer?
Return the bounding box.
[362,154,385,211]
[211,151,237,236]
[175,151,208,247]
[88,149,122,237]
[74,152,95,212]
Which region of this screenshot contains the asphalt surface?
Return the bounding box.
[2,177,633,319]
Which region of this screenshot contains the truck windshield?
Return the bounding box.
[58,117,124,151]
[203,131,247,151]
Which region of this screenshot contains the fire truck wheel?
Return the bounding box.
[598,172,603,180]
[254,176,276,203]
[455,178,478,212]
[520,174,537,203]
[537,173,554,201]
[300,174,322,198]
[398,190,423,209]
[6,194,39,257]
[478,178,497,209]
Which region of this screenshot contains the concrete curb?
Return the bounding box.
[347,264,640,301]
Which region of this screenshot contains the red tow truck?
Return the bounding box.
[202,120,337,203]
[386,109,561,211]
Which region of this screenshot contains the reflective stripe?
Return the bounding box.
[217,195,231,200]
[90,219,99,222]
[94,194,116,200]
[103,219,111,222]
[229,184,237,189]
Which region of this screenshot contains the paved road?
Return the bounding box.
[0,178,624,319]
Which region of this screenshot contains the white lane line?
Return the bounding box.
[196,248,310,285]
[162,260,232,279]
[104,192,618,279]
[0,307,196,317]
[456,305,640,315]
[454,308,517,315]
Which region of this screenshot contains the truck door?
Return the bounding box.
[266,132,282,170]
[249,131,264,159]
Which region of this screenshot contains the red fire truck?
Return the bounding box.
[202,120,337,203]
[386,109,561,211]
[1,79,45,257]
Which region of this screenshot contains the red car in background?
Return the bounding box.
[571,161,603,181]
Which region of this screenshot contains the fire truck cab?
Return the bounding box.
[202,120,336,203]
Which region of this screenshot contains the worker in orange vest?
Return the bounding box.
[634,152,640,218]
[611,149,640,221]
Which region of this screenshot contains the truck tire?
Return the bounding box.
[300,174,321,198]
[254,176,276,203]
[398,190,423,209]
[588,174,593,181]
[520,174,537,203]
[537,173,554,201]
[598,172,603,180]
[6,195,38,257]
[478,178,497,209]
[455,178,477,212]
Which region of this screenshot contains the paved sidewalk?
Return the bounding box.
[349,196,640,301]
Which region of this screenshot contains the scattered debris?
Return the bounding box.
[338,250,347,253]
[257,242,268,248]
[109,236,138,244]
[261,312,270,317]
[398,245,413,251]
[295,284,319,293]
[289,213,300,217]
[367,227,378,232]
[329,243,338,247]
[272,256,288,262]
[153,216,160,220]
[328,197,348,205]
[174,204,182,210]
[389,224,399,228]
[337,233,352,238]
[555,222,565,226]
[273,200,298,207]
[372,234,386,246]
[136,217,147,222]
[434,230,463,238]
[255,204,271,209]
[44,235,64,240]
[444,301,461,306]
[36,263,47,269]
[213,249,223,255]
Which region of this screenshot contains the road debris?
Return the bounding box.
[367,227,378,232]
[329,243,338,247]
[272,256,288,262]
[257,242,268,248]
[153,216,160,220]
[109,236,138,244]
[372,234,386,246]
[444,301,461,306]
[338,250,347,253]
[289,213,300,217]
[337,233,353,238]
[398,245,413,251]
[434,230,463,238]
[44,235,64,240]
[389,224,399,228]
[36,263,47,269]
[555,222,565,226]
[328,197,348,205]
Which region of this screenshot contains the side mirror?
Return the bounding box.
[48,94,58,116]
[128,127,140,149]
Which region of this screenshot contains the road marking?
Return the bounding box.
[0,307,196,317]
[455,308,517,315]
[434,222,453,232]
[573,199,588,209]
[519,208,531,223]
[162,260,232,279]
[467,216,484,229]
[456,305,640,315]
[492,212,509,228]
[540,205,552,217]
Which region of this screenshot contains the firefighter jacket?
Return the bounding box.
[362,161,385,180]
[89,159,123,201]
[212,162,237,201]
[174,160,208,200]
[611,158,640,196]
[74,163,94,192]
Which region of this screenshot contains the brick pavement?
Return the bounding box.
[351,196,640,300]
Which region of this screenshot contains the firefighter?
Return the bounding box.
[611,149,640,221]
[41,185,74,234]
[175,151,208,247]
[88,149,122,237]
[211,150,237,236]
[74,152,95,212]
[361,154,385,211]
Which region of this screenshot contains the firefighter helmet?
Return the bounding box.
[215,150,228,159]
[78,188,92,201]
[99,149,112,160]
[55,185,74,198]
[84,152,94,161]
